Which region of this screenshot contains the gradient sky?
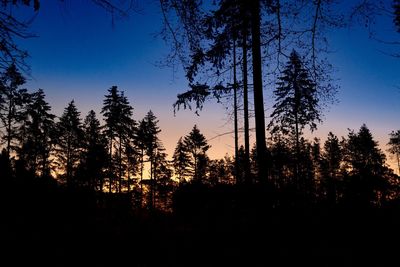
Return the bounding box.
[14,0,400,173]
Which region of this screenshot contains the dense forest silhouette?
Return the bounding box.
[1,0,400,266]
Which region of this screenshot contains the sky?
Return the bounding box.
[13,0,400,173]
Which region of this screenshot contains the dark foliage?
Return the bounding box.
[394,0,400,32]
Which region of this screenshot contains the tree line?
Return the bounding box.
[1,63,399,211]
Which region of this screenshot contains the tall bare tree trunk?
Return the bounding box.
[6,98,12,158]
[250,0,267,182]
[233,41,239,184]
[140,149,144,205]
[241,13,251,182]
[109,139,113,193]
[118,135,122,193]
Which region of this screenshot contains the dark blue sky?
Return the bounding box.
[15,0,400,172]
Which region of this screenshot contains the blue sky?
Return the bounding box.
[14,0,400,172]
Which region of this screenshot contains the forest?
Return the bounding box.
[1,0,400,266]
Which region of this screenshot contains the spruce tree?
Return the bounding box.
[388,130,400,175]
[152,145,173,210]
[0,63,29,157]
[183,125,210,182]
[142,110,163,208]
[342,124,387,205]
[136,118,147,197]
[172,137,191,183]
[269,50,321,186]
[321,132,342,204]
[55,100,83,187]
[19,89,55,177]
[344,125,385,176]
[101,86,134,193]
[80,110,107,191]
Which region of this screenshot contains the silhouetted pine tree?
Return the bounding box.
[297,138,316,199]
[321,132,342,205]
[268,50,321,188]
[172,0,256,182]
[164,0,271,181]
[0,148,12,180]
[0,63,29,158]
[311,138,322,198]
[235,145,248,184]
[54,100,83,187]
[388,130,400,175]
[124,122,139,193]
[79,110,108,191]
[172,137,191,183]
[342,124,387,205]
[101,86,134,193]
[18,89,55,178]
[183,125,210,182]
[141,110,162,209]
[208,156,234,185]
[269,134,293,188]
[153,145,174,210]
[136,118,147,199]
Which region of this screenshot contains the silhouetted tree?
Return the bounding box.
[18,89,55,177]
[172,137,191,183]
[101,86,134,193]
[269,50,321,187]
[183,125,210,182]
[136,118,147,197]
[235,145,249,184]
[342,124,387,205]
[0,63,29,157]
[141,110,162,208]
[152,145,173,210]
[344,125,386,176]
[269,134,293,188]
[0,148,12,180]
[208,156,234,185]
[0,2,38,71]
[124,122,139,193]
[311,138,322,197]
[169,0,258,181]
[54,100,83,187]
[388,130,400,175]
[321,132,342,204]
[250,143,258,180]
[297,137,316,198]
[142,111,161,180]
[393,0,400,32]
[162,0,347,183]
[79,110,108,191]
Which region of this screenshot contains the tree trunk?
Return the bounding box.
[109,139,113,193]
[396,152,400,176]
[295,112,300,190]
[150,157,154,210]
[126,146,130,193]
[153,153,157,210]
[67,139,71,186]
[140,149,144,205]
[294,83,301,191]
[118,135,122,193]
[233,40,239,184]
[250,0,267,182]
[6,98,12,157]
[242,17,251,183]
[194,152,197,181]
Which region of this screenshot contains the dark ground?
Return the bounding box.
[1,180,399,267]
